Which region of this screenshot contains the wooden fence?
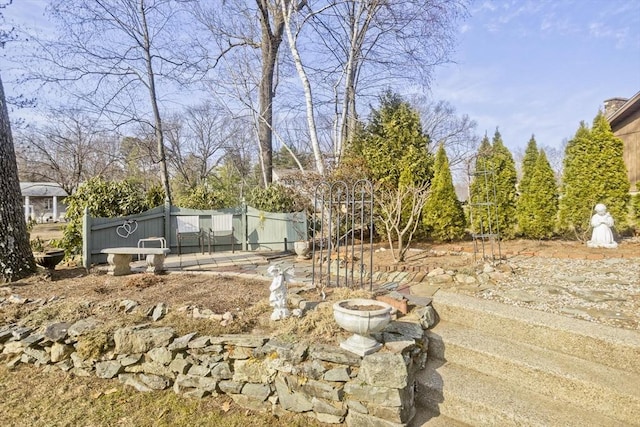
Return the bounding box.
[82,203,307,269]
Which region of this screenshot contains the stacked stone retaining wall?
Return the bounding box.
[1,317,428,426]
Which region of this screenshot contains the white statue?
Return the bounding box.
[267,265,294,321]
[587,203,618,249]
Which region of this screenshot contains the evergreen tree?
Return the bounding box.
[358,91,432,187]
[518,149,558,239]
[468,135,494,236]
[559,113,630,237]
[423,144,466,241]
[516,135,539,235]
[519,136,539,195]
[490,130,518,239]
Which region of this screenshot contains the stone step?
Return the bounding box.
[426,320,640,425]
[416,360,622,427]
[430,290,640,374]
[409,406,471,427]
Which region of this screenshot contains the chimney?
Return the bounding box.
[603,97,628,117]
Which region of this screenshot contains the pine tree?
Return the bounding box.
[559,113,630,237]
[423,144,466,241]
[518,149,558,239]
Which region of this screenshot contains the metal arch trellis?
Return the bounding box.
[468,157,501,262]
[311,180,374,290]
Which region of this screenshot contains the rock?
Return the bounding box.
[357,353,408,389]
[95,360,123,379]
[414,305,438,329]
[50,343,74,363]
[309,344,361,366]
[45,322,71,342]
[169,357,191,374]
[119,300,138,313]
[119,373,154,392]
[117,354,142,366]
[114,326,175,354]
[68,318,102,337]
[274,377,313,413]
[139,373,172,390]
[11,326,32,340]
[187,336,212,348]
[168,332,196,351]
[8,294,27,304]
[323,367,351,382]
[147,347,173,365]
[241,383,271,401]
[2,341,24,355]
[427,268,445,277]
[151,303,167,321]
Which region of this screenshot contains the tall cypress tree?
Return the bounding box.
[423,144,466,241]
[490,130,518,239]
[518,149,558,239]
[559,113,630,237]
[516,135,539,235]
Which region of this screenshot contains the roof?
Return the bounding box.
[607,90,640,127]
[20,182,68,197]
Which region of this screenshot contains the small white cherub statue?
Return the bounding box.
[587,203,618,249]
[268,265,294,321]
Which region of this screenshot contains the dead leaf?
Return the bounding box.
[221,401,231,413]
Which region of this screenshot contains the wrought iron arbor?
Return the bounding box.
[312,180,374,290]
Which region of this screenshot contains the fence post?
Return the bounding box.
[82,207,91,270]
[164,200,171,248]
[241,201,247,251]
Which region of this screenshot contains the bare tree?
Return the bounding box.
[414,98,479,184]
[193,0,290,186]
[308,0,469,162]
[280,0,325,175]
[376,181,430,263]
[31,0,203,204]
[164,102,236,189]
[15,109,121,194]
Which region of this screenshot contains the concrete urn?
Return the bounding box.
[293,240,311,260]
[333,298,393,356]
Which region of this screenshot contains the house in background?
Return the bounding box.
[20,182,69,223]
[605,91,640,193]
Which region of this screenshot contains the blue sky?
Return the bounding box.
[3,0,640,158]
[431,0,640,153]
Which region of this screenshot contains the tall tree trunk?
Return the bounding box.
[140,0,172,204]
[257,0,285,187]
[281,0,325,176]
[0,75,37,282]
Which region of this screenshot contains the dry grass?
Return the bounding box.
[0,364,328,427]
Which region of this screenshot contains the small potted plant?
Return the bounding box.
[31,237,65,271]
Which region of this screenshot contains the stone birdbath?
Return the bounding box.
[33,249,65,275]
[333,298,393,356]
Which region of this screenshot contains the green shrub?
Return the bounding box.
[61,178,149,255]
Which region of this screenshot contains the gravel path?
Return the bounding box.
[473,255,640,330]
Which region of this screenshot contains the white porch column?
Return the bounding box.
[24,196,30,222]
[52,196,58,221]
